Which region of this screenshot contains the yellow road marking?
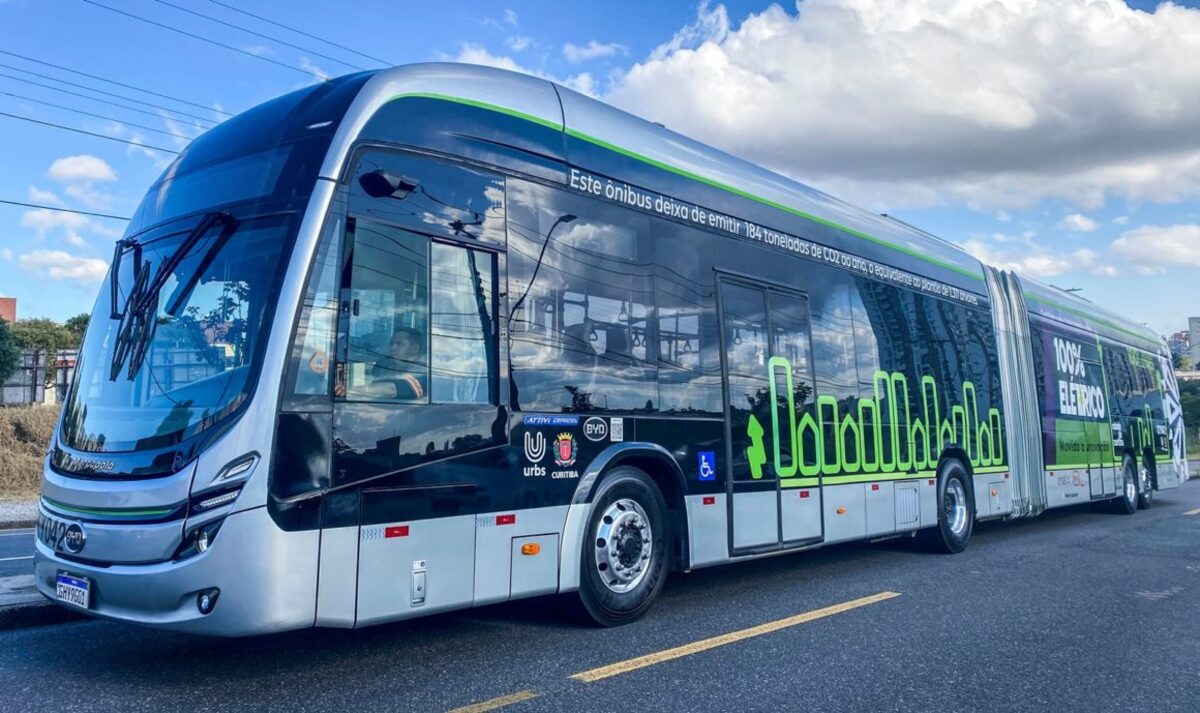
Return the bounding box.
[1184,508,1200,516]
[570,591,901,683]
[446,690,538,713]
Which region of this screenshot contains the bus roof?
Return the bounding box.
[321,63,1159,342]
[1015,273,1163,354]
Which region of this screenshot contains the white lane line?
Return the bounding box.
[0,556,33,562]
[0,530,34,537]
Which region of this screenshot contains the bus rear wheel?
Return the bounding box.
[1137,460,1154,510]
[578,466,669,627]
[918,458,973,554]
[1112,457,1138,515]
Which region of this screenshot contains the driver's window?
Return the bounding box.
[337,217,497,405]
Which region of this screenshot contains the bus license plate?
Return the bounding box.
[56,572,90,609]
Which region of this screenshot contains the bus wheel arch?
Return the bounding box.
[573,444,689,571]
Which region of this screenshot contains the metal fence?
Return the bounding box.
[0,349,77,406]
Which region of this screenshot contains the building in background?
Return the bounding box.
[1191,317,1200,366]
[0,296,15,323]
[1169,330,1190,361]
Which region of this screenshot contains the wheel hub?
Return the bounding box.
[944,479,968,537]
[594,498,653,593]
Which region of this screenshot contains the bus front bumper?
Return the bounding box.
[33,506,320,637]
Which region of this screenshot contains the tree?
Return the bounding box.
[0,318,18,383]
[10,318,74,354]
[64,313,90,345]
[10,318,75,384]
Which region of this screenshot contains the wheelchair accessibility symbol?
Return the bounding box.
[698,451,716,481]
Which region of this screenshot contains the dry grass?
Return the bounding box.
[0,405,58,499]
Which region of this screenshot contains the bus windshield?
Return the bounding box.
[61,208,291,453]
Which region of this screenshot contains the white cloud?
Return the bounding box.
[1059,213,1099,232]
[1112,215,1130,225]
[563,40,629,63]
[504,9,518,27]
[47,155,116,183]
[63,231,89,249]
[0,248,12,261]
[19,209,89,237]
[27,186,60,205]
[17,250,108,282]
[448,45,599,98]
[300,57,330,81]
[64,183,113,210]
[606,0,1200,211]
[1111,224,1200,268]
[962,238,1097,279]
[506,35,532,52]
[451,44,528,74]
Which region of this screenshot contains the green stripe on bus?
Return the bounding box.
[1023,292,1160,350]
[779,478,821,488]
[42,497,175,518]
[382,93,985,283]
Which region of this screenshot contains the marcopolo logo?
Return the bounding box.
[583,417,608,442]
[62,454,116,474]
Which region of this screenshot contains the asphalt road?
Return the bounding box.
[2,482,1199,713]
[0,528,34,578]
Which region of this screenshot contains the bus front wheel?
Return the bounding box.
[577,466,670,627]
[918,458,974,554]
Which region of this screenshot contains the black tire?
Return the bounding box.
[577,466,670,627]
[1112,456,1138,515]
[917,458,974,554]
[1137,457,1154,510]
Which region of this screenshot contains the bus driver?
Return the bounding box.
[339,326,427,401]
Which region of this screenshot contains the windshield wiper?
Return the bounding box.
[108,211,238,381]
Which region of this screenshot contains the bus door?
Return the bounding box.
[332,216,505,625]
[719,278,821,553]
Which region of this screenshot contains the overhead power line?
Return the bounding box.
[0,49,231,117]
[0,71,215,131]
[0,110,180,154]
[0,62,218,125]
[80,0,328,80]
[152,0,366,71]
[207,0,392,66]
[0,199,130,221]
[1,90,191,140]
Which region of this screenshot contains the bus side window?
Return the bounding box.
[507,180,654,413]
[282,194,345,409]
[336,217,498,405]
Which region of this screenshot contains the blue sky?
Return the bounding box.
[0,0,1197,336]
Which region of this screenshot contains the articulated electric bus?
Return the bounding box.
[34,64,1189,635]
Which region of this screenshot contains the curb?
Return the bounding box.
[0,600,83,631]
[0,520,36,531]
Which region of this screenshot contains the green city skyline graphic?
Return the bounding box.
[747,357,1006,482]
